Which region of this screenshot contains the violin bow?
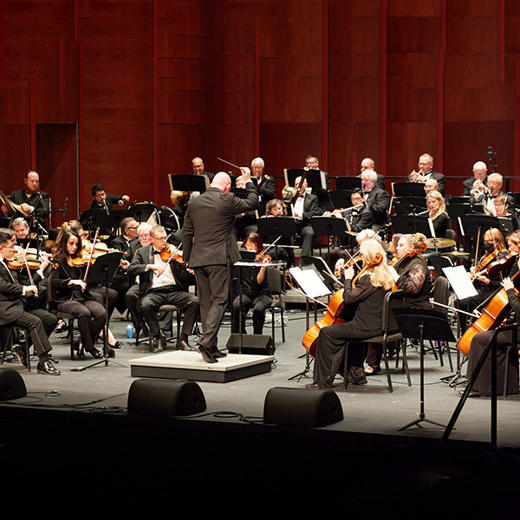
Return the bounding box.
[83,228,99,283]
[21,244,35,287]
[254,235,282,262]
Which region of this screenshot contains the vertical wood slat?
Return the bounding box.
[380,0,388,178]
[321,0,328,171]
[436,0,446,172]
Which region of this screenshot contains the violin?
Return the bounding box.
[470,249,499,281]
[159,244,187,265]
[472,251,517,281]
[254,251,272,263]
[351,252,384,288]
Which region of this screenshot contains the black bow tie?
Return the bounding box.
[153,249,162,255]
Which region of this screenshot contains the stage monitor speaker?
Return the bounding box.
[0,368,27,401]
[263,387,343,427]
[127,380,206,417]
[226,334,275,355]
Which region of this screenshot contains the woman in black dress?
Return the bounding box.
[231,232,273,335]
[49,231,105,359]
[365,233,432,374]
[426,190,449,238]
[307,240,395,389]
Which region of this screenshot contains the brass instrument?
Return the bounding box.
[282,185,297,198]
[170,190,190,207]
[0,190,28,216]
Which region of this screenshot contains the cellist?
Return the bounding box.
[306,240,395,389]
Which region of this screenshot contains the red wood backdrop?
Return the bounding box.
[0,0,519,225]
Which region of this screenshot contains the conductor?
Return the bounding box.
[182,169,259,363]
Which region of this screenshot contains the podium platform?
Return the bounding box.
[128,351,274,383]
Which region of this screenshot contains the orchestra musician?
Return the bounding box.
[424,179,439,194]
[361,170,390,231]
[365,233,432,374]
[494,194,520,230]
[285,175,322,263]
[9,170,50,231]
[306,240,395,389]
[458,227,509,333]
[231,232,273,336]
[191,156,214,182]
[49,230,106,360]
[90,184,130,213]
[234,176,258,240]
[182,171,258,364]
[127,225,200,353]
[426,190,449,238]
[463,161,488,198]
[12,217,31,240]
[263,199,295,268]
[484,173,516,215]
[0,228,60,375]
[464,265,520,397]
[305,154,332,212]
[251,157,275,203]
[360,157,386,191]
[408,153,446,195]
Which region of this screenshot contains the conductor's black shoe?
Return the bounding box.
[177,339,195,351]
[196,344,217,364]
[212,348,227,359]
[37,361,60,375]
[12,345,27,368]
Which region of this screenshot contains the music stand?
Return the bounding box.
[72,252,128,372]
[302,256,338,292]
[329,190,353,209]
[391,215,431,236]
[334,177,362,190]
[393,182,427,197]
[393,308,455,431]
[310,216,348,256]
[392,197,427,216]
[256,217,297,251]
[168,174,209,194]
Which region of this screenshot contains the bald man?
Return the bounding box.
[462,161,488,197]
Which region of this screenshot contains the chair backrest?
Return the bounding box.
[432,276,450,314]
[383,289,406,334]
[427,254,453,278]
[266,268,283,296]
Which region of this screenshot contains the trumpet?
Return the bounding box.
[282,185,297,198]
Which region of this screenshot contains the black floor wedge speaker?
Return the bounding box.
[263,387,343,427]
[127,379,206,417]
[0,368,27,401]
[226,334,275,355]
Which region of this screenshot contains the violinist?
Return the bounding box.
[49,230,106,359]
[306,240,395,389]
[426,190,449,238]
[364,233,432,374]
[0,228,60,375]
[232,232,273,335]
[459,228,508,332]
[128,225,199,353]
[494,194,520,231]
[331,229,381,278]
[12,217,30,240]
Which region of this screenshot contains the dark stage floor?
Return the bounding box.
[1,307,520,516]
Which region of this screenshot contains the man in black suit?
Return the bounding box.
[191,156,214,182]
[251,157,275,203]
[408,153,446,195]
[90,183,130,213]
[0,229,59,375]
[305,154,332,212]
[9,170,50,232]
[128,225,199,352]
[462,161,488,198]
[182,170,258,363]
[361,170,390,231]
[360,157,386,191]
[285,175,323,262]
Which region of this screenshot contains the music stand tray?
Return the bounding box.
[393,182,427,197]
[256,217,297,242]
[168,174,209,194]
[393,197,427,215]
[391,215,431,236]
[459,214,500,239]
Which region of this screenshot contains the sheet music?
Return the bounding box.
[442,265,478,301]
[289,266,332,300]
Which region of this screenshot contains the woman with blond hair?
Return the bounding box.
[426,190,449,238]
[307,240,395,389]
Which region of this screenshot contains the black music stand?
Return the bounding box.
[256,217,297,250]
[310,216,348,256]
[392,197,427,216]
[284,168,307,188]
[393,308,455,431]
[391,215,431,236]
[329,190,353,209]
[302,256,337,292]
[168,174,209,194]
[334,177,362,190]
[393,182,427,197]
[72,252,128,372]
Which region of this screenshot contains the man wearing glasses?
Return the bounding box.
[128,225,199,352]
[0,229,60,374]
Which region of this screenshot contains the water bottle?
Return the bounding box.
[126,325,134,339]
